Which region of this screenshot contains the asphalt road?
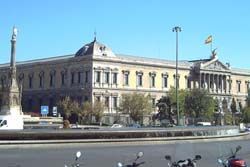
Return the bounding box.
[0,137,250,167]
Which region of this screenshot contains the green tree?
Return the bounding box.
[246,89,250,107]
[74,101,92,124]
[57,96,79,120]
[184,88,214,122]
[168,87,189,117]
[243,107,250,123]
[78,101,92,124]
[224,112,233,125]
[92,101,105,123]
[230,97,237,125]
[119,93,152,124]
[242,89,250,123]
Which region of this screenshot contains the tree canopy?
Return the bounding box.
[57,97,105,124]
[168,87,189,117]
[242,89,250,123]
[119,93,152,123]
[184,88,214,121]
[57,96,80,120]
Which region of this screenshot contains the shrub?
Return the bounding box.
[63,120,70,129]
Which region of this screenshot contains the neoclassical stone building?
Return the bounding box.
[0,37,250,124]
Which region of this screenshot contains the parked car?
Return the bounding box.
[196,122,211,126]
[111,124,124,128]
[245,127,250,132]
[128,123,141,128]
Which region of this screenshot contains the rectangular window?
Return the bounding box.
[105,96,109,107]
[95,71,101,83]
[50,75,54,87]
[104,72,109,84]
[78,72,83,84]
[29,77,33,89]
[124,73,129,85]
[112,97,118,108]
[71,72,75,85]
[39,76,43,88]
[238,82,241,92]
[163,77,168,88]
[151,76,155,87]
[137,75,143,86]
[61,73,65,86]
[96,96,101,102]
[85,71,89,83]
[113,73,117,84]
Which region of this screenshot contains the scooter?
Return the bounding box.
[64,151,82,167]
[117,151,145,167]
[165,154,202,167]
[217,145,247,167]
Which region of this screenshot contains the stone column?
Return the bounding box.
[208,73,211,92]
[221,75,224,94]
[102,70,105,87]
[109,71,111,87]
[216,74,219,93]
[199,73,201,89]
[211,74,214,92]
[100,71,103,86]
[226,75,229,94]
[224,75,226,93]
[229,76,232,93]
[203,73,206,89]
[224,75,227,93]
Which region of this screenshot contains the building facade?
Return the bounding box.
[0,38,250,124]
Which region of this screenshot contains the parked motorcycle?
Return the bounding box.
[117,151,145,167]
[217,145,247,167]
[64,151,82,167]
[165,154,202,167]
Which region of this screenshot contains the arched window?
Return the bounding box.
[28,73,34,89]
[18,73,24,86]
[39,71,44,88]
[50,70,56,87]
[60,69,67,86]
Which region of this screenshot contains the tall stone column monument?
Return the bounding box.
[0,27,23,130]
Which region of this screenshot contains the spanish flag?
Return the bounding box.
[205,35,212,44]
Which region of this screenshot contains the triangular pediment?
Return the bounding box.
[201,59,230,72]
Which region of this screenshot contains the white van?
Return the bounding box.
[0,115,23,130]
[196,122,211,126]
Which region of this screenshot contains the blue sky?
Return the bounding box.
[0,0,249,69]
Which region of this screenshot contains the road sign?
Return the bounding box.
[41,106,49,115]
[52,106,57,116]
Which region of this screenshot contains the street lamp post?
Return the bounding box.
[172,26,181,126]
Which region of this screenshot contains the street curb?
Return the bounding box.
[0,132,248,145]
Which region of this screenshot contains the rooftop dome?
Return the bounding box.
[75,38,116,57]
